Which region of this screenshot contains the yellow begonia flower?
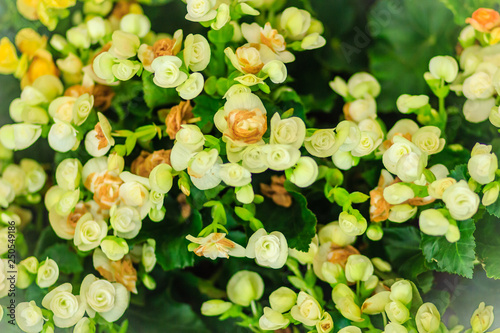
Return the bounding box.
[16,0,41,21]
[0,37,19,75]
[42,0,76,9]
[15,28,47,58]
[24,49,58,87]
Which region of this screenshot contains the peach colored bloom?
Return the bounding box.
[327,245,360,268]
[235,46,264,74]
[131,149,172,178]
[153,38,178,57]
[85,171,123,210]
[165,101,194,139]
[466,8,500,33]
[225,108,267,144]
[96,255,138,294]
[260,175,292,208]
[186,233,245,260]
[260,23,286,53]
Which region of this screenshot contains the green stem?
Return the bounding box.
[356,280,361,299]
[382,311,388,327]
[250,300,258,317]
[438,95,447,131]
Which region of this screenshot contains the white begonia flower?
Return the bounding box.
[2,164,26,195]
[442,180,480,220]
[290,291,323,326]
[54,189,80,216]
[110,205,142,239]
[351,131,382,157]
[100,236,129,261]
[280,7,311,40]
[330,76,348,97]
[386,300,410,324]
[332,150,358,170]
[74,213,108,252]
[383,136,427,182]
[226,270,264,306]
[185,0,217,22]
[288,156,318,188]
[120,14,151,38]
[111,59,141,81]
[223,84,251,99]
[304,129,339,157]
[269,287,297,313]
[241,144,268,173]
[176,72,204,100]
[175,124,205,151]
[259,307,290,331]
[36,258,59,288]
[412,126,445,155]
[262,144,301,171]
[72,93,94,126]
[21,158,46,193]
[151,55,187,88]
[301,32,326,50]
[219,163,251,187]
[108,30,140,59]
[338,327,362,333]
[80,274,130,322]
[428,177,456,199]
[183,34,211,72]
[397,94,429,113]
[56,158,82,191]
[201,300,232,316]
[15,301,45,333]
[385,323,408,333]
[186,233,245,260]
[388,204,417,223]
[188,148,219,179]
[419,209,450,236]
[362,291,391,315]
[346,96,377,123]
[318,221,356,247]
[383,183,415,205]
[262,60,287,83]
[246,228,288,269]
[415,303,441,333]
[468,143,498,185]
[118,181,148,207]
[87,16,107,41]
[211,3,230,30]
[386,119,419,142]
[149,164,173,194]
[470,302,494,333]
[429,164,449,180]
[42,283,86,328]
[48,120,78,153]
[345,254,373,282]
[67,25,91,49]
[463,72,494,100]
[31,75,63,102]
[489,104,500,127]
[464,98,496,123]
[390,280,413,305]
[93,52,117,84]
[142,239,156,273]
[338,211,367,236]
[0,123,42,150]
[347,72,381,99]
[270,113,306,149]
[336,120,362,152]
[429,55,458,83]
[73,317,94,333]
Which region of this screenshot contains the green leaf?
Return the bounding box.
[40,243,83,274]
[191,95,223,132]
[420,219,476,278]
[142,72,179,109]
[368,0,458,111]
[439,0,500,25]
[486,196,500,218]
[207,24,234,44]
[449,164,468,181]
[125,135,137,156]
[475,213,500,279]
[255,191,317,252]
[349,191,370,204]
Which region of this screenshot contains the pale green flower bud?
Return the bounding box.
[316,311,334,333]
[21,105,50,125]
[339,326,362,333]
[246,228,288,269]
[142,274,156,290]
[36,258,59,288]
[269,287,297,313]
[0,123,42,151]
[287,156,318,188]
[318,221,356,247]
[385,322,408,333]
[57,52,83,78]
[348,72,381,99]
[20,256,39,274]
[142,239,156,273]
[112,59,141,81]
[74,317,96,333]
[3,164,26,195]
[385,300,410,324]
[211,3,230,30]
[345,254,373,282]
[262,60,287,83]
[151,55,187,88]
[389,204,417,223]
[383,183,415,205]
[416,303,441,333]
[482,182,500,206]
[338,211,367,237]
[93,52,117,84]
[149,164,173,194]
[87,16,107,41]
[364,275,379,292]
[321,262,345,284]
[332,283,356,304]
[56,158,82,191]
[329,76,348,97]
[470,302,494,333]
[120,14,151,38]
[289,237,318,265]
[67,25,91,49]
[362,291,391,315]
[235,184,254,204]
[371,258,391,272]
[336,297,363,322]
[397,94,429,114]
[16,301,45,333]
[16,264,34,289]
[280,7,311,40]
[50,34,68,52]
[390,280,412,305]
[183,34,211,72]
[222,84,251,99]
[101,236,129,261]
[31,75,63,102]
[109,30,140,59]
[445,224,460,243]
[291,291,323,326]
[419,209,450,236]
[176,72,204,100]
[429,56,458,83]
[459,25,476,48]
[366,224,383,241]
[108,152,124,174]
[259,307,289,330]
[226,270,264,306]
[201,300,232,316]
[489,105,500,127]
[20,86,46,106]
[301,32,326,50]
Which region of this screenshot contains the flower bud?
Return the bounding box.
[280,7,311,40]
[36,258,59,288]
[464,98,496,123]
[3,164,26,195]
[463,72,494,100]
[226,270,264,306]
[345,254,374,282]
[319,221,356,248]
[87,16,107,41]
[262,60,287,83]
[235,184,254,204]
[385,300,410,324]
[67,25,90,49]
[468,143,498,185]
[482,182,500,206]
[321,262,345,284]
[330,76,348,97]
[386,323,408,333]
[347,72,381,99]
[291,291,323,326]
[397,94,429,114]
[108,153,125,174]
[109,30,140,59]
[371,257,391,272]
[366,223,383,241]
[332,150,358,170]
[339,326,362,333]
[74,317,96,333]
[336,297,363,322]
[259,307,289,330]
[93,52,117,84]
[101,236,129,261]
[142,239,156,273]
[176,72,204,100]
[362,291,391,315]
[149,164,173,194]
[416,303,441,333]
[288,237,318,265]
[287,156,318,188]
[445,224,460,243]
[429,55,458,83]
[459,25,476,47]
[185,0,217,22]
[316,311,333,333]
[419,209,450,236]
[389,204,417,223]
[383,183,415,205]
[211,3,230,30]
[269,287,297,313]
[470,302,494,333]
[201,300,232,316]
[16,301,45,333]
[120,14,151,38]
[338,211,367,237]
[54,189,80,216]
[56,158,82,191]
[20,256,39,274]
[48,120,78,153]
[0,123,42,150]
[301,32,326,50]
[390,280,412,305]
[16,264,34,289]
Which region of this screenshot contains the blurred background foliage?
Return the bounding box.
[1,0,500,332]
